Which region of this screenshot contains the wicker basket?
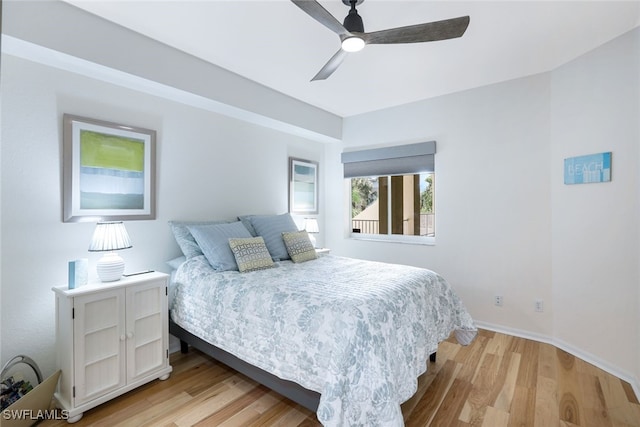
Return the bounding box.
[1,355,61,427]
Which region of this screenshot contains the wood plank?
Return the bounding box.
[111,392,193,427]
[537,342,559,380]
[516,338,539,389]
[483,331,513,357]
[534,375,559,427]
[622,381,640,405]
[244,398,309,427]
[194,385,269,426]
[508,385,535,427]
[493,352,522,411]
[142,381,234,426]
[428,378,473,425]
[578,373,613,427]
[216,391,283,426]
[556,348,585,426]
[146,363,232,404]
[482,406,510,427]
[459,352,500,424]
[404,359,462,426]
[455,334,490,382]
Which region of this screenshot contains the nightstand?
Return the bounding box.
[52,271,172,423]
[315,248,331,254]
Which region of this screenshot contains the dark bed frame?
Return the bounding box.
[169,318,436,413]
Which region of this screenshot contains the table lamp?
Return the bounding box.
[88,221,132,282]
[304,218,319,248]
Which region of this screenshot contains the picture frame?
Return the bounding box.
[63,114,156,222]
[289,157,318,214]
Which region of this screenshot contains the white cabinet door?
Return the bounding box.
[126,278,168,382]
[73,288,126,406]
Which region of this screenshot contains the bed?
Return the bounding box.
[168,215,477,426]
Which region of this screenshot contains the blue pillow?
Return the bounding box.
[237,215,259,237]
[169,219,233,259]
[187,222,252,271]
[248,213,299,261]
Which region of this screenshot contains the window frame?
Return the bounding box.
[346,172,436,246]
[342,141,437,246]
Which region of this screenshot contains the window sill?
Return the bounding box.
[349,233,435,246]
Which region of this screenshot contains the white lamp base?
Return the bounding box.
[96,252,125,282]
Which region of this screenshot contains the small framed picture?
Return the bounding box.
[289,157,318,214]
[63,114,156,222]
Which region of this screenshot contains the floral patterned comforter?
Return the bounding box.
[171,254,476,426]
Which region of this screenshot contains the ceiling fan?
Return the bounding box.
[291,0,470,81]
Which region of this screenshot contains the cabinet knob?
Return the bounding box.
[127,332,134,339]
[120,335,126,341]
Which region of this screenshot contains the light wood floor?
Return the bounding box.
[42,329,640,426]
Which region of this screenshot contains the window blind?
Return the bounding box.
[341,141,436,178]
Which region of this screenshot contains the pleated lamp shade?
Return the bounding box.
[88,221,132,282]
[304,218,319,248]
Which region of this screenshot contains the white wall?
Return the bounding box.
[326,28,639,389]
[0,54,325,376]
[550,28,639,381]
[327,73,553,335]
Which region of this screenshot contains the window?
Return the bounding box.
[342,141,436,242]
[350,173,435,237]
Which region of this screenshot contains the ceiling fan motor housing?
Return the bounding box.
[343,0,364,33]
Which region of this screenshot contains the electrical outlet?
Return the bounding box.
[535,299,544,312]
[494,295,503,306]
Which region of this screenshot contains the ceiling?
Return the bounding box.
[63,1,639,117]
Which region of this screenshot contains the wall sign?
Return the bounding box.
[564,152,611,185]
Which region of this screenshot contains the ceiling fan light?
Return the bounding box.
[341,36,365,52]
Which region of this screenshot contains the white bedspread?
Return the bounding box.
[171,254,476,426]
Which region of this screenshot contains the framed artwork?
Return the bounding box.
[63,114,156,222]
[289,157,318,214]
[564,152,611,184]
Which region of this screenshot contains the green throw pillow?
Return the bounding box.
[282,230,318,263]
[228,237,274,273]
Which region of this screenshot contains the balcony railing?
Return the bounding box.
[351,219,379,234]
[352,214,435,236]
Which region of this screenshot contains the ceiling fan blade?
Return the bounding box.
[362,16,470,45]
[311,49,348,81]
[291,0,350,37]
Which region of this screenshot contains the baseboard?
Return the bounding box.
[475,321,640,401]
